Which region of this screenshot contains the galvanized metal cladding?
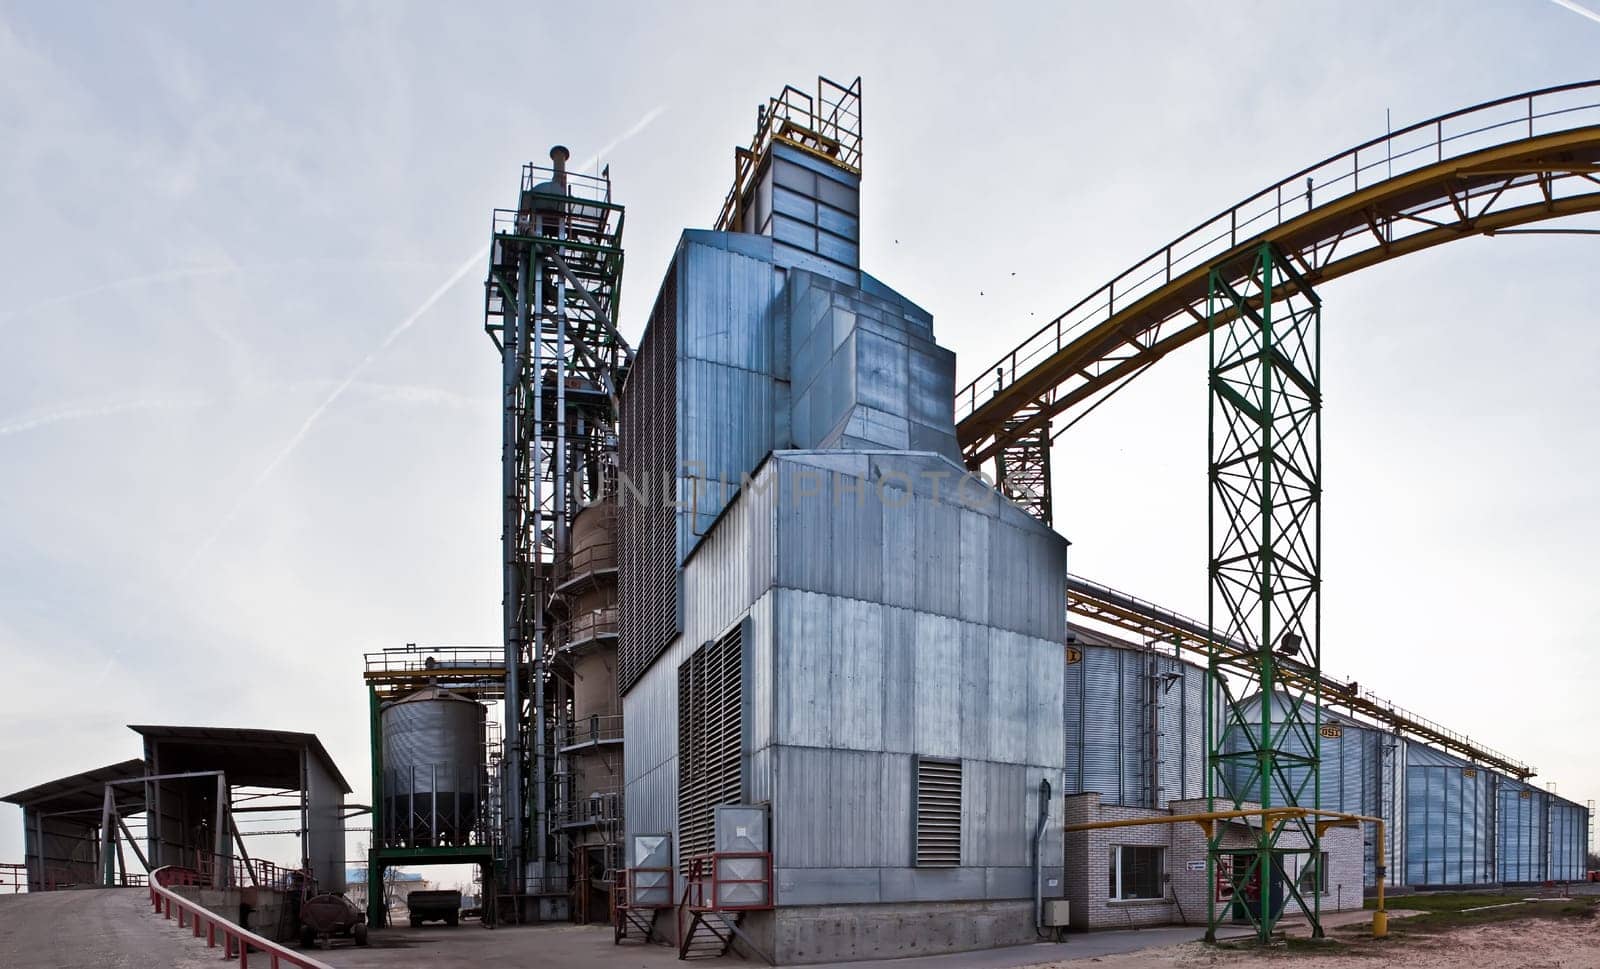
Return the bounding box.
[1063,633,1208,810]
[446,74,1600,959]
[379,688,487,849]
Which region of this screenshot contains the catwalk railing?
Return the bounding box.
[956,79,1600,460]
[1066,573,1532,777]
[557,714,624,751]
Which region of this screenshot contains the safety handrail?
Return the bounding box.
[956,79,1600,426]
[1066,572,1532,776]
[0,862,25,893]
[148,866,334,969]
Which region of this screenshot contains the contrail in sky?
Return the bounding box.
[0,259,452,327]
[581,104,667,172]
[179,245,488,573]
[1550,0,1600,24]
[180,103,668,574]
[0,394,210,437]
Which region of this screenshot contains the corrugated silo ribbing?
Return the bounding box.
[618,264,679,694]
[1062,640,1207,810]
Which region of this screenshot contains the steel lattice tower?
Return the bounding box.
[1204,242,1323,943]
[996,401,1053,526]
[484,147,629,907]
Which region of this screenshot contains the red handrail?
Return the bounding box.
[148,866,334,969]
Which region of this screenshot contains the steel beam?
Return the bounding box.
[1205,242,1323,944]
[956,82,1600,470]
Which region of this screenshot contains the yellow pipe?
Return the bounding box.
[1062,806,1388,938]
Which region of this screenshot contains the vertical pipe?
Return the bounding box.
[1032,778,1051,930]
[215,773,228,888]
[531,243,549,890]
[100,786,115,887]
[505,246,531,892]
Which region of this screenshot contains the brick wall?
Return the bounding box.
[1066,794,1366,931]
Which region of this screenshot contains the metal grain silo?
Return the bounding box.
[1547,794,1590,882]
[1221,695,1406,887]
[380,687,486,848]
[1063,634,1208,809]
[1404,744,1493,887]
[1496,778,1546,883]
[1495,780,1589,884]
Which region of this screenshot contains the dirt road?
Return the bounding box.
[1027,913,1600,969]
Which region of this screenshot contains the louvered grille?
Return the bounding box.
[677,623,744,869]
[618,266,679,693]
[915,758,962,867]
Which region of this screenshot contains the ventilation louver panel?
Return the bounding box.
[677,623,743,870]
[915,758,962,867]
[618,267,680,693]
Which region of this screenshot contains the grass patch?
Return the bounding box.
[1384,894,1598,934]
[1364,893,1514,913]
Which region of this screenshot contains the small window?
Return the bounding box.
[1109,845,1164,900]
[915,758,961,867]
[1297,851,1329,895]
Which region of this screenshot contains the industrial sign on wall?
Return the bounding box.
[1320,723,1343,739]
[1066,646,1082,664]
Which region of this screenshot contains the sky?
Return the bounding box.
[2,0,1598,869]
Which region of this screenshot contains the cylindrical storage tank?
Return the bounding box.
[1404,745,1494,887]
[1221,696,1406,887]
[381,687,486,848]
[561,501,619,650]
[1497,778,1546,883]
[571,501,618,573]
[1547,794,1590,882]
[1063,638,1209,809]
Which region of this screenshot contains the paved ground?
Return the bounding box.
[318,920,738,968]
[312,916,1361,969]
[0,888,227,969]
[0,892,1400,969]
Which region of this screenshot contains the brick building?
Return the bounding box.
[1063,794,1364,931]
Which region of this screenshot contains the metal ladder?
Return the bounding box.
[679,908,742,960]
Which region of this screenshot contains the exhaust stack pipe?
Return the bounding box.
[550,145,570,190]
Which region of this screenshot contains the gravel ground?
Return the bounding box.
[0,888,226,969]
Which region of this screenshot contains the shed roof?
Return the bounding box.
[129,725,352,794]
[1,759,148,815]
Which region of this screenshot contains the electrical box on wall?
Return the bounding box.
[1043,899,1070,927]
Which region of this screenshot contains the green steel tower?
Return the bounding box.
[1204,242,1323,944]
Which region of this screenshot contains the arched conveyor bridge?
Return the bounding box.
[956,80,1600,477]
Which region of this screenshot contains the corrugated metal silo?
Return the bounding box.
[380,687,486,848]
[1220,695,1405,886]
[1404,744,1494,886]
[1063,634,1207,809]
[1548,794,1590,882]
[1498,782,1591,883]
[1496,778,1546,883]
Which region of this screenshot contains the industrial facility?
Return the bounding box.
[7,71,1600,968]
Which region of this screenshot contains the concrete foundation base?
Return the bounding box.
[172,885,290,941]
[739,900,1040,965]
